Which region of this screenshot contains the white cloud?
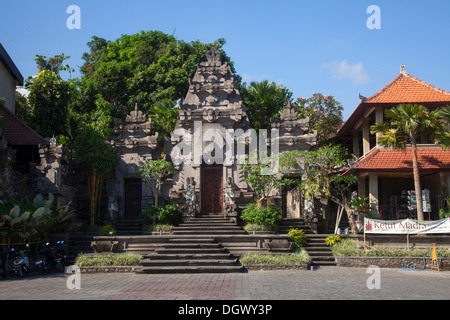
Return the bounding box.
[323,60,370,85]
[241,73,272,83]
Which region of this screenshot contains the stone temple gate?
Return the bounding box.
[105,45,317,223]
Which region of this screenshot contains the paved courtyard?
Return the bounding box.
[0,266,448,301]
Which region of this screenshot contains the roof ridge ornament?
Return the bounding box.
[400,64,406,74]
[205,44,222,67]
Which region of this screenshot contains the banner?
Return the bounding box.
[364,217,450,234]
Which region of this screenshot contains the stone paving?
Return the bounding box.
[1,266,449,301]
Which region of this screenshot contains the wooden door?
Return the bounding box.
[125,178,142,220]
[201,164,223,214]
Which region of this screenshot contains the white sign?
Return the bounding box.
[364,217,450,234]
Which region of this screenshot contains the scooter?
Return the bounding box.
[54,241,67,273]
[11,244,30,277]
[35,242,52,274]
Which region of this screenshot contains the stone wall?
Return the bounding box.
[336,256,450,270]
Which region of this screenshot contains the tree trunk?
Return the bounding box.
[87,168,103,227]
[331,196,359,235]
[411,139,424,221]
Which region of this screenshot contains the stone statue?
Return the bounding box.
[185,177,197,216]
[224,177,234,204]
[108,190,119,223]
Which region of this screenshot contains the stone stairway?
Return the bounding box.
[114,220,143,235]
[278,218,314,234]
[136,238,243,273]
[172,214,247,235]
[135,214,244,273]
[278,218,336,266]
[304,234,336,266]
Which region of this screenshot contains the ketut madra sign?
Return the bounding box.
[364,217,450,234]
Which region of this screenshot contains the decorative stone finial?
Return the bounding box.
[400,64,406,74]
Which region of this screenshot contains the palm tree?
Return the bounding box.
[240,80,292,131]
[371,104,449,221]
[149,98,179,138]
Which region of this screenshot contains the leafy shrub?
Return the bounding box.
[243,223,272,232]
[326,235,342,246]
[239,251,311,266]
[440,207,450,219]
[241,203,282,228]
[140,204,181,225]
[156,204,181,225]
[0,193,72,245]
[152,224,173,232]
[75,253,142,266]
[288,228,307,248]
[100,224,116,236]
[330,239,450,257]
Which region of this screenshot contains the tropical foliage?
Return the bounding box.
[0,193,72,247]
[288,228,307,249]
[296,93,344,145]
[241,203,282,229]
[371,104,450,221]
[75,32,235,120]
[280,145,360,234]
[26,68,74,138]
[139,159,175,208]
[240,80,292,131]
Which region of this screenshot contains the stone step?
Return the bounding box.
[155,248,227,254]
[181,222,236,227]
[144,253,233,260]
[140,258,238,266]
[168,238,216,243]
[307,251,334,257]
[173,230,247,235]
[173,225,243,230]
[157,243,221,249]
[136,265,244,274]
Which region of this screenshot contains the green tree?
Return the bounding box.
[295,93,344,145]
[66,101,117,227]
[139,159,175,208]
[371,104,449,221]
[15,91,32,125]
[149,98,179,139]
[76,32,236,120]
[26,54,75,138]
[240,151,289,208]
[280,145,359,234]
[240,80,292,131]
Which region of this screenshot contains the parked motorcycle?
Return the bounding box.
[0,247,9,279]
[35,242,53,274]
[54,241,67,273]
[11,244,30,277]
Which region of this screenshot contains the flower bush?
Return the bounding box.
[325,235,342,246]
[288,228,307,249]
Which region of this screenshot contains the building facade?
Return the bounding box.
[336,65,450,220]
[106,45,317,223]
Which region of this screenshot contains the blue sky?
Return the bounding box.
[2,0,450,120]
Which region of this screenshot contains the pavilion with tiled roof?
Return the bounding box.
[336,65,450,221]
[0,103,49,171]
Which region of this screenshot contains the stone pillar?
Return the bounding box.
[368,173,379,218]
[358,175,366,198]
[353,131,360,158]
[362,120,370,155]
[375,107,383,145]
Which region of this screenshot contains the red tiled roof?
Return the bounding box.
[346,145,450,173]
[338,70,450,135]
[365,72,450,104]
[0,104,49,146]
